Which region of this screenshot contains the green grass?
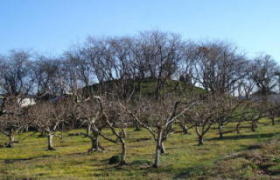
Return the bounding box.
[83,78,205,98]
[0,119,279,179]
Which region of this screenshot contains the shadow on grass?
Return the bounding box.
[1,154,53,164]
[270,170,280,176]
[3,157,34,164]
[240,144,263,150]
[208,132,280,141]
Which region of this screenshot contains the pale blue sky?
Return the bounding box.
[0,0,279,60]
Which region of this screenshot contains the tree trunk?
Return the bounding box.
[236,122,241,134]
[7,134,15,148]
[153,129,163,168]
[271,117,275,126]
[251,121,256,132]
[119,138,127,166]
[88,134,103,153]
[160,141,166,154]
[218,123,223,139]
[134,121,141,131]
[89,136,98,152]
[195,126,204,145]
[122,130,127,139]
[47,133,55,150]
[180,123,188,134]
[87,125,91,136]
[198,135,204,145]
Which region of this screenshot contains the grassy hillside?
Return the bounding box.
[82,79,205,98]
[0,119,279,179]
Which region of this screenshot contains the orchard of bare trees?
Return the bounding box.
[0,31,280,168]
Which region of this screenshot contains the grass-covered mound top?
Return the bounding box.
[82,78,205,98]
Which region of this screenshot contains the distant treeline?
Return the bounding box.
[0,30,279,97]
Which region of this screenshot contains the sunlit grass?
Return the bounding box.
[0,119,279,179]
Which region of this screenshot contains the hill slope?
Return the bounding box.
[82,78,205,98]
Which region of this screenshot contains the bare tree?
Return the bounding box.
[214,96,243,139]
[120,95,195,168]
[137,31,183,99]
[266,104,277,126]
[185,94,239,145]
[179,41,199,87]
[0,95,29,147]
[82,36,137,98]
[64,48,93,88]
[30,56,70,102]
[193,41,248,95]
[251,54,279,96]
[75,96,106,152]
[92,96,130,166]
[0,50,33,95]
[28,99,71,150]
[82,38,115,92]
